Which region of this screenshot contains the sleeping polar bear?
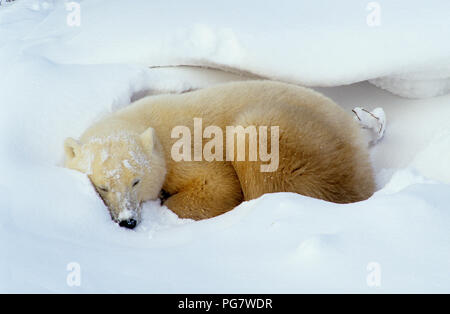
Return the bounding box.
[64,80,376,229]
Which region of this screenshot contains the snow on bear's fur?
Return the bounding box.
[64,80,375,228]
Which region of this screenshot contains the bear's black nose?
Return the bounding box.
[119,219,137,229]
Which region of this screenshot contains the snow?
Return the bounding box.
[370,73,450,99]
[5,0,449,97]
[117,209,134,222]
[411,130,450,184]
[1,0,450,293]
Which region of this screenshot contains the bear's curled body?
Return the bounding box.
[66,80,375,220]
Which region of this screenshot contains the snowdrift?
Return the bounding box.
[3,0,450,98]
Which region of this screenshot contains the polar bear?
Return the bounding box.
[64,80,376,229]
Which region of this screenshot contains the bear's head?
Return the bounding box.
[64,128,166,229]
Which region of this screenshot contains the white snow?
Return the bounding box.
[117,209,133,222]
[4,0,449,97]
[1,0,450,293]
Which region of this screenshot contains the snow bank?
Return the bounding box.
[8,0,450,98]
[370,64,450,98]
[1,0,450,293]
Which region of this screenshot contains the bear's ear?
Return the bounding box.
[140,127,157,153]
[64,137,81,161]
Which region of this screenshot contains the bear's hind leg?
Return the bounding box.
[230,103,375,203]
[352,107,386,145]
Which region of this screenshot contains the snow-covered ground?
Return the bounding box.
[1,0,449,293]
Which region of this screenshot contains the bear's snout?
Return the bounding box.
[115,204,141,229]
[119,219,137,229]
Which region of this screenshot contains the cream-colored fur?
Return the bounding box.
[64,80,375,224]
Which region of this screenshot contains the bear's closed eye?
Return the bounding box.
[98,186,108,193]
